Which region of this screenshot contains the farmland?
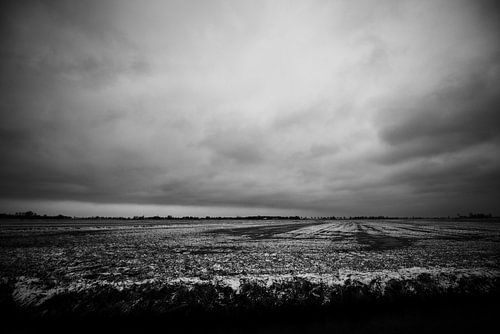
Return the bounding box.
[0,218,499,331]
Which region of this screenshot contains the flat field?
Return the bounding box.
[0,218,499,323]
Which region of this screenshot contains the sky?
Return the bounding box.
[1,0,499,217]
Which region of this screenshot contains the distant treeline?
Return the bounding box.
[0,211,72,220]
[0,212,307,220]
[0,211,495,220]
[456,213,493,219]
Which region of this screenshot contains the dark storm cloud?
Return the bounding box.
[0,0,148,91]
[1,0,500,216]
[377,60,500,164]
[371,38,500,208]
[0,1,153,204]
[389,158,500,195]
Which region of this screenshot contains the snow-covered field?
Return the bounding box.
[0,219,499,316]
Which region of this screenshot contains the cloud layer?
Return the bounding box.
[1,0,499,216]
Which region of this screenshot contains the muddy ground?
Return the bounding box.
[0,219,499,332]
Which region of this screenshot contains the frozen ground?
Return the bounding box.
[0,219,499,317]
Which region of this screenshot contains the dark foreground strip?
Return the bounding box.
[1,269,499,333]
[2,295,499,334]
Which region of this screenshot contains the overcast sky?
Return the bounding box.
[1,0,499,217]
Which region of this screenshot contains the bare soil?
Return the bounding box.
[0,219,499,332]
